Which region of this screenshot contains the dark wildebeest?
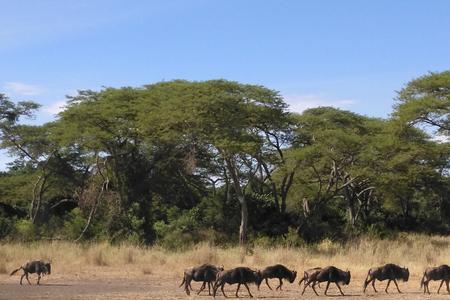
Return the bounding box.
[420,264,450,294]
[213,267,262,298]
[363,263,409,294]
[298,267,322,288]
[179,263,223,295]
[258,264,297,291]
[302,266,351,296]
[10,260,51,285]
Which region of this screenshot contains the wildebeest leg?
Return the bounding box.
[276,278,283,290]
[244,283,253,298]
[311,282,320,296]
[265,278,272,290]
[298,277,304,286]
[301,280,310,295]
[372,279,378,293]
[20,273,26,285]
[335,282,345,296]
[385,279,391,293]
[236,283,241,297]
[446,280,450,293]
[222,284,228,298]
[25,273,31,285]
[208,282,211,295]
[37,273,41,285]
[212,282,218,297]
[393,279,402,293]
[197,281,206,295]
[438,280,444,294]
[324,281,331,295]
[184,280,191,296]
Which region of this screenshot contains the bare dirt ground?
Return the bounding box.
[1,273,449,300]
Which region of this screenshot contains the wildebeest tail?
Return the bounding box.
[179,275,186,287]
[10,267,22,276]
[298,271,307,285]
[363,270,371,291]
[420,271,426,289]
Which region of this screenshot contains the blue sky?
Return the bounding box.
[1,0,450,169]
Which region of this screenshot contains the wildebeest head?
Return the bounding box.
[401,267,409,281]
[254,270,263,286]
[289,270,297,283]
[44,262,51,275]
[214,265,224,279]
[342,270,351,285]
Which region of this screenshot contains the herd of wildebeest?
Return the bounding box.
[178,263,450,297]
[9,260,450,297]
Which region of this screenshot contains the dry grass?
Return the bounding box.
[1,233,450,278]
[142,266,153,275]
[0,261,7,274]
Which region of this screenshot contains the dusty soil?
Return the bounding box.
[1,273,448,300]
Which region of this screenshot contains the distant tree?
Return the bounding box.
[395,71,450,137]
[138,80,290,246]
[365,121,449,229]
[286,108,379,234]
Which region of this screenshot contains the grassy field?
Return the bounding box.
[2,233,450,277]
[1,234,450,299]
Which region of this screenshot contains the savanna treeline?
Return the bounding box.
[0,71,449,248]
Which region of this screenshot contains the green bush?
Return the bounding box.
[153,205,218,250]
[0,213,15,239]
[251,227,305,248]
[62,208,87,240]
[14,219,38,241]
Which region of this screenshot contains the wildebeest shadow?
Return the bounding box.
[317,294,362,297]
[255,296,289,298]
[38,283,72,287]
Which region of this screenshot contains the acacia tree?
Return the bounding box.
[395,71,450,137]
[364,121,449,227]
[0,94,49,223]
[284,108,384,240]
[56,88,154,241]
[56,87,206,242]
[138,80,290,246]
[289,108,369,208]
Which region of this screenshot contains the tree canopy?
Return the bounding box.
[0,75,449,247]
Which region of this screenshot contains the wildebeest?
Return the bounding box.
[298,267,322,288]
[258,264,297,290]
[363,263,409,294]
[213,267,262,298]
[179,263,223,295]
[10,260,51,285]
[420,264,450,294]
[302,266,350,296]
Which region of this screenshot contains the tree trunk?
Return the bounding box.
[224,155,248,246]
[238,194,248,246]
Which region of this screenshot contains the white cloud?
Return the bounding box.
[4,82,45,96]
[42,101,66,115]
[283,94,357,113]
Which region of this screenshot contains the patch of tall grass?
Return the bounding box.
[1,233,449,278]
